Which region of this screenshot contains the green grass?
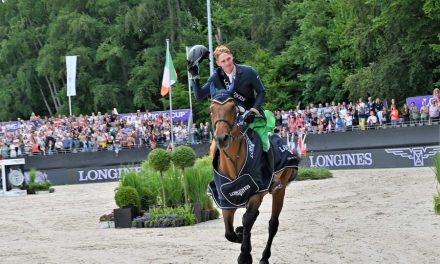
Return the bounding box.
[434,153,440,215]
[296,167,333,181]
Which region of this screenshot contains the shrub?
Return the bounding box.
[148,149,171,172]
[26,168,52,194]
[184,161,212,209]
[162,169,185,207]
[171,146,196,170]
[171,146,196,204]
[115,186,141,208]
[297,167,332,181]
[143,205,196,228]
[119,170,154,210]
[148,148,172,207]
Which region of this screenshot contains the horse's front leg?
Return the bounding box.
[222,208,241,243]
[238,194,263,264]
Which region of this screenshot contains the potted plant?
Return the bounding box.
[171,146,196,204]
[148,149,171,207]
[114,186,141,228]
[99,212,115,228]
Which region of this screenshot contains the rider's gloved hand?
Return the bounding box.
[188,64,200,79]
[243,111,256,124]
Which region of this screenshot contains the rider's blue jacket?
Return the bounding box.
[191,64,266,112]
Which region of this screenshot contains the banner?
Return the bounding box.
[66,56,77,96]
[119,109,192,122]
[406,95,434,108]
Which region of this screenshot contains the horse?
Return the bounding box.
[208,90,300,264]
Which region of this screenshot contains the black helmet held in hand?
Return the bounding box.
[187,45,209,69]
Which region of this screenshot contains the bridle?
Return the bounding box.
[211,96,239,142]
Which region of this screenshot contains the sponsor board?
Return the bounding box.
[303,145,440,169]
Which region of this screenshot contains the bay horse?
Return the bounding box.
[208,90,299,264]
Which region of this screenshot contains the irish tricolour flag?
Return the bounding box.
[160,45,177,96]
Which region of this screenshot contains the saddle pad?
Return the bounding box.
[208,174,260,209]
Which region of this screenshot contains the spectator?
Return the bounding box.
[401,103,410,124]
[429,100,439,123]
[433,87,440,104]
[420,100,429,124]
[366,111,378,129]
[389,104,399,127]
[409,102,420,124]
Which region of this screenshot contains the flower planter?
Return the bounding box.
[209,209,216,220]
[100,221,115,228]
[114,207,139,228]
[192,203,202,223]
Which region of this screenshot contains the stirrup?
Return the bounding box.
[269,180,282,193]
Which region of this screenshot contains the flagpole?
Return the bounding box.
[186,46,194,142]
[166,39,175,149]
[207,0,214,75]
[68,96,72,116]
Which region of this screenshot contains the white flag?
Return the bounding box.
[66,56,77,96]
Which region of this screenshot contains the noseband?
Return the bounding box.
[211,94,238,141]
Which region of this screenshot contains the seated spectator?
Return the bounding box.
[366,111,378,129]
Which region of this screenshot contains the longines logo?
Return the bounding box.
[385,146,440,166]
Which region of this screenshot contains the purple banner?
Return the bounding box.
[0,121,20,132]
[406,95,434,109]
[119,109,192,122]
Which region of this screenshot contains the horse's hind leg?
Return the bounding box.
[260,169,290,264]
[238,194,263,264]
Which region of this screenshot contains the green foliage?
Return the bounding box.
[435,194,440,215]
[171,146,196,170]
[114,186,140,209]
[147,204,196,227]
[434,153,440,185]
[148,149,171,173]
[29,168,37,184]
[26,168,52,194]
[184,159,213,210]
[434,153,440,215]
[162,169,184,207]
[1,0,439,122]
[297,167,333,181]
[119,170,154,210]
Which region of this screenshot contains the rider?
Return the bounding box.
[188,45,273,152]
[189,45,282,192]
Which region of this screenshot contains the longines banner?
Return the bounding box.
[302,145,440,169]
[22,125,439,185]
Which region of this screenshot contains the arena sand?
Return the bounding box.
[0,167,439,264]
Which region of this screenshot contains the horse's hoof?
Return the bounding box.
[238,253,252,264]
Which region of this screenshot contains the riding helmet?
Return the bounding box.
[187,45,209,68]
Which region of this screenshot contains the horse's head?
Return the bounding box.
[210,90,238,150]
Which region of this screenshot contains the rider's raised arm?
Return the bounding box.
[191,75,214,100]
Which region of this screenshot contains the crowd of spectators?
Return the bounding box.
[272,95,439,138]
[0,109,213,159]
[1,89,439,159]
